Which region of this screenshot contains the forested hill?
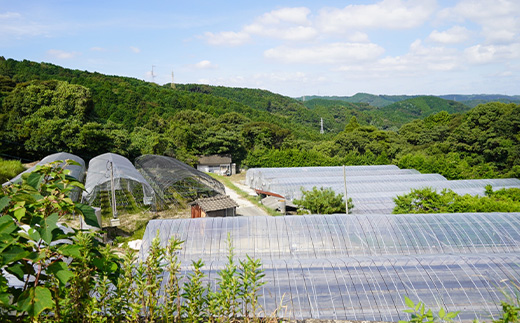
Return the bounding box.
[0,58,316,136]
[369,96,470,130]
[304,96,470,131]
[0,57,519,181]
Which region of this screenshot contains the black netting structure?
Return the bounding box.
[83,153,155,216]
[245,166,520,214]
[134,155,225,208]
[3,152,86,201]
[141,213,520,322]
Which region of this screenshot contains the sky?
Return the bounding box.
[1,0,519,97]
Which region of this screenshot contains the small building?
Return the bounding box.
[197,155,236,175]
[190,195,239,218]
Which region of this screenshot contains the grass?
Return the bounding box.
[208,172,281,217]
[0,158,26,183]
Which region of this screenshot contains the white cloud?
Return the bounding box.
[464,43,520,64]
[244,24,317,41]
[253,71,308,83]
[438,0,520,44]
[254,7,311,26]
[316,0,437,33]
[346,31,370,43]
[264,42,385,64]
[205,7,317,44]
[0,12,21,19]
[130,46,141,53]
[428,26,470,44]
[194,60,218,69]
[204,31,251,46]
[338,39,461,74]
[90,47,106,52]
[47,49,81,59]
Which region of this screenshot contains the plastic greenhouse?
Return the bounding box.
[141,213,520,322]
[134,155,225,208]
[245,166,520,214]
[83,153,155,216]
[3,152,86,201]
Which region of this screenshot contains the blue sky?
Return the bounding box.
[1,0,519,97]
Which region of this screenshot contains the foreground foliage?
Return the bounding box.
[393,186,520,214]
[0,164,268,322]
[0,161,101,320]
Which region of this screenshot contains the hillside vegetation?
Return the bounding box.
[0,57,519,180]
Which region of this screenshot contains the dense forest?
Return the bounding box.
[0,57,519,180]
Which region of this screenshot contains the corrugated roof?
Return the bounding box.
[190,194,238,212]
[198,154,232,165]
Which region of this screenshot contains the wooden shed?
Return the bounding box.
[190,195,239,218]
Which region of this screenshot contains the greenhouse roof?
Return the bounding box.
[4,152,85,186]
[245,166,520,213]
[141,213,520,322]
[134,155,225,206]
[83,153,154,204]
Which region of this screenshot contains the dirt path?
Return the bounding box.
[223,178,269,217]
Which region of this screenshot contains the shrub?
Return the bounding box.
[393,186,520,214]
[0,157,25,183]
[294,186,354,214]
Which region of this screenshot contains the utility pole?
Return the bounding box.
[343,165,349,215]
[151,65,156,83]
[171,71,176,89]
[107,161,119,227]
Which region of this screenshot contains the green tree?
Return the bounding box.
[294,186,354,214]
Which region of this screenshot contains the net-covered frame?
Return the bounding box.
[141,213,520,321]
[135,155,225,208]
[83,153,155,215]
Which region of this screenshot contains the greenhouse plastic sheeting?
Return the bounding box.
[245,166,520,214]
[135,155,225,207]
[3,152,86,201]
[4,152,85,185]
[181,254,519,322]
[265,178,520,201]
[141,213,520,261]
[246,166,417,190]
[83,153,155,208]
[141,213,520,322]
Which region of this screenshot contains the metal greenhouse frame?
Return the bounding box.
[83,153,155,217]
[134,155,225,208]
[140,213,520,322]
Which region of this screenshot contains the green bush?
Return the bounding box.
[0,157,25,183]
[294,186,354,214]
[393,186,520,214]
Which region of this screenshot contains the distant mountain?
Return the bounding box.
[438,94,520,107]
[300,93,520,108]
[370,96,470,129]
[300,93,418,107]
